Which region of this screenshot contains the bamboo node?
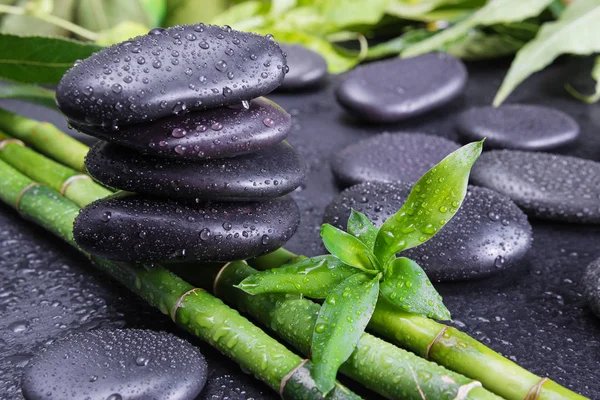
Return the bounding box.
[213,260,247,297]
[170,288,205,323]
[279,359,308,399]
[453,381,482,400]
[525,377,548,400]
[60,174,92,195]
[425,325,449,360]
[15,183,44,211]
[0,138,24,151]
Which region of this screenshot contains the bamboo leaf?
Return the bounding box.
[494,0,600,105]
[311,273,379,394]
[210,1,267,31]
[373,141,483,264]
[321,223,377,271]
[75,0,159,32]
[346,209,378,251]
[0,82,56,109]
[380,257,450,320]
[565,55,600,104]
[95,21,150,46]
[446,29,528,61]
[235,255,356,299]
[318,0,389,31]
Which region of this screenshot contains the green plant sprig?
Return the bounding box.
[236,140,484,394]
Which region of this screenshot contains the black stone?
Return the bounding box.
[330,133,460,187]
[471,150,600,224]
[85,141,305,200]
[335,53,467,123]
[56,24,287,127]
[323,181,532,281]
[456,104,580,150]
[278,44,327,91]
[71,97,291,160]
[73,193,300,262]
[21,329,207,400]
[583,258,600,319]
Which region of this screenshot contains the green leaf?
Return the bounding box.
[373,141,483,264]
[316,0,389,32]
[494,0,600,105]
[96,21,149,45]
[0,34,102,84]
[210,1,267,31]
[321,223,377,271]
[0,0,76,38]
[380,257,450,320]
[76,0,157,32]
[446,28,527,61]
[365,29,434,60]
[347,209,378,251]
[402,0,553,57]
[235,255,357,299]
[165,0,228,26]
[387,0,481,20]
[139,0,167,27]
[311,273,379,394]
[565,55,600,104]
[0,82,56,109]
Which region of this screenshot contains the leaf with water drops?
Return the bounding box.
[373,140,483,264]
[235,255,357,299]
[311,273,379,394]
[346,209,378,251]
[321,223,377,271]
[380,257,450,320]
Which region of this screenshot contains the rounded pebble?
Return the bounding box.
[278,44,328,91]
[583,258,600,319]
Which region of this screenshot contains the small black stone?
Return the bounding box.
[323,181,532,281]
[278,44,327,91]
[56,24,286,127]
[456,104,579,150]
[85,141,305,200]
[73,193,300,262]
[335,53,467,123]
[71,97,291,160]
[471,150,600,224]
[330,133,460,187]
[21,329,207,400]
[583,258,600,319]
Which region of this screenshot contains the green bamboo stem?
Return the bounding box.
[0,109,88,171]
[0,159,360,400]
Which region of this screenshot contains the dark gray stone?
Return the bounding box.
[278,44,327,91]
[21,329,207,400]
[583,258,600,319]
[323,181,532,281]
[74,193,300,262]
[330,133,460,187]
[471,150,600,224]
[335,53,467,123]
[85,141,305,200]
[56,24,287,127]
[71,97,290,160]
[456,104,579,150]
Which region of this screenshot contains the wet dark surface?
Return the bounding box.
[2,56,600,399]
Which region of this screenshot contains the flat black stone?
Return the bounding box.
[323,181,532,281]
[73,193,300,262]
[456,104,580,150]
[330,133,460,187]
[471,150,600,224]
[85,141,305,200]
[56,24,286,127]
[335,53,467,123]
[71,97,291,160]
[583,258,600,319]
[21,329,207,400]
[278,44,327,91]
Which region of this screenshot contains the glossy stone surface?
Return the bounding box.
[583,258,600,319]
[335,53,467,123]
[278,44,327,91]
[323,181,532,281]
[56,24,287,127]
[71,97,291,160]
[471,150,600,224]
[21,329,207,400]
[456,104,580,150]
[73,193,300,262]
[85,141,305,200]
[330,132,460,187]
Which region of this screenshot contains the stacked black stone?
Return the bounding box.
[56,24,305,263]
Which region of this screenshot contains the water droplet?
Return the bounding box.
[111,83,122,93]
[148,27,164,35]
[263,118,274,127]
[223,222,232,231]
[135,355,150,366]
[199,41,209,49]
[315,324,326,333]
[261,235,270,245]
[101,211,111,222]
[171,128,186,138]
[222,86,232,97]
[83,86,93,96]
[211,122,223,131]
[215,60,227,72]
[199,228,211,241]
[152,60,162,69]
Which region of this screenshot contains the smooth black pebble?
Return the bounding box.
[74,193,300,262]
[277,44,327,91]
[335,53,467,123]
[471,150,600,224]
[71,97,291,160]
[583,258,600,319]
[85,141,305,200]
[21,329,207,400]
[331,133,460,187]
[456,104,579,150]
[323,181,532,281]
[56,24,287,127]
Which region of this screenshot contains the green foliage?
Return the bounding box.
[75,0,159,33]
[346,209,378,250]
[320,223,377,272]
[0,82,56,108]
[565,55,600,104]
[0,0,76,37]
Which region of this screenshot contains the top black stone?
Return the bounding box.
[56,24,287,127]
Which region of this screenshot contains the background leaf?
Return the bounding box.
[0,0,76,37]
[210,1,267,30]
[76,0,163,33]
[165,0,228,26]
[95,20,150,45]
[0,82,56,108]
[565,55,600,104]
[494,0,600,105]
[379,257,450,320]
[321,224,377,271]
[317,0,389,32]
[311,273,379,394]
[346,209,378,251]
